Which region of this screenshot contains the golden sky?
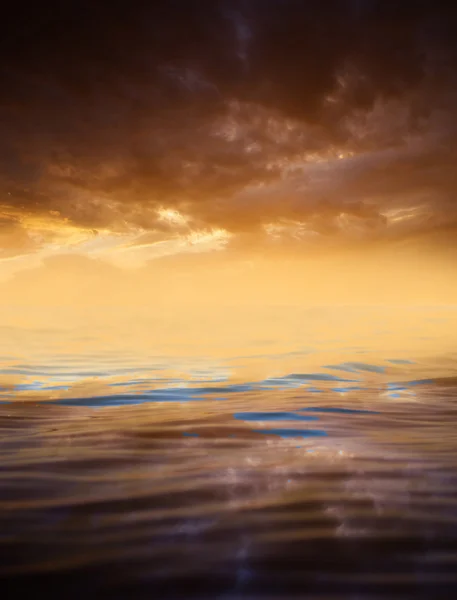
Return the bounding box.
[1,2,457,305]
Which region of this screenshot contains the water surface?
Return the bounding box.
[2,305,457,598]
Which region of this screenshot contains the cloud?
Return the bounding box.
[2,0,457,272]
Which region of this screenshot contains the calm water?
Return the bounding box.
[2,305,457,598]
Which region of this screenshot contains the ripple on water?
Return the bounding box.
[2,317,457,598]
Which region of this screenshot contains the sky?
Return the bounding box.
[1,1,457,307]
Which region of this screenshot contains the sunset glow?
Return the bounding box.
[2,3,457,598]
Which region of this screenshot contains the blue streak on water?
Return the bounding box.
[261,374,359,391]
[324,362,386,374]
[266,376,343,385]
[42,385,71,391]
[182,432,199,437]
[254,428,328,439]
[299,406,380,415]
[14,382,45,391]
[324,364,359,374]
[387,359,415,365]
[186,384,254,394]
[108,378,183,388]
[234,412,319,422]
[287,373,359,381]
[259,378,303,389]
[331,386,365,393]
[52,382,257,407]
[387,383,407,390]
[54,390,210,407]
[383,379,433,392]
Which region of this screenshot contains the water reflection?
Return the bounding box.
[1,305,457,598]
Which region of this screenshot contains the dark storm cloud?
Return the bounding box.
[1,0,457,245]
